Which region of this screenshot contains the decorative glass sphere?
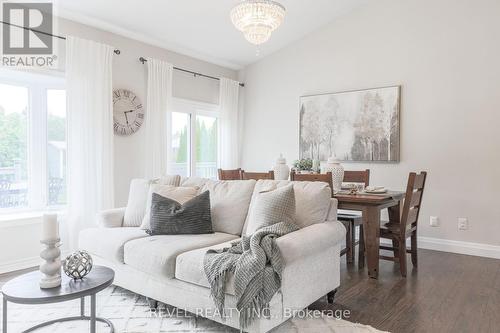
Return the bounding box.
[63,250,93,280]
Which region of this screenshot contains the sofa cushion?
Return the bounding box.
[123,232,238,278]
[79,227,147,263]
[242,180,331,235]
[200,180,256,235]
[175,241,237,295]
[140,185,199,230]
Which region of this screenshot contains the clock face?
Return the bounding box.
[113,89,144,136]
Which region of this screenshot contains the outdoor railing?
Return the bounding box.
[168,162,217,179]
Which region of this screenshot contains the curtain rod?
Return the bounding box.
[139,57,245,87]
[0,21,121,54]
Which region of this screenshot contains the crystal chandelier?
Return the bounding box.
[230,0,286,45]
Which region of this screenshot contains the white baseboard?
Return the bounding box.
[0,256,40,275]
[381,237,500,260]
[417,236,500,259]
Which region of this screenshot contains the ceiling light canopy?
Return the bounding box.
[230,0,286,45]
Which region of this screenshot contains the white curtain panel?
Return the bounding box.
[144,58,173,179]
[218,78,241,169]
[66,36,114,250]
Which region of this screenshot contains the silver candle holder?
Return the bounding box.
[39,238,62,289]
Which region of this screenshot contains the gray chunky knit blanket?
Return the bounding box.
[203,221,299,329]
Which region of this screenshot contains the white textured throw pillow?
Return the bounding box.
[123,176,182,227]
[244,184,296,236]
[123,179,152,227]
[161,174,181,187]
[140,184,199,230]
[242,180,331,234]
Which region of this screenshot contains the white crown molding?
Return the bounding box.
[55,8,243,71]
[381,236,500,260]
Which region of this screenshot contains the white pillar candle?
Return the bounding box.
[42,214,59,241]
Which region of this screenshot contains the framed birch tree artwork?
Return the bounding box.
[299,86,400,162]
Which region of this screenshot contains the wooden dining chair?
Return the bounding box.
[217,168,243,180]
[379,171,427,277]
[241,171,275,180]
[338,169,370,267]
[289,170,333,196]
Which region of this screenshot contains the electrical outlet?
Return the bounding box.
[458,218,468,230]
[430,216,439,227]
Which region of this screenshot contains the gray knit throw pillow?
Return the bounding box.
[148,191,213,235]
[244,184,296,235]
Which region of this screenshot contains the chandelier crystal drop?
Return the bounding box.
[230,0,286,45]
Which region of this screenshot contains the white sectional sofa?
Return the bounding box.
[79,179,346,333]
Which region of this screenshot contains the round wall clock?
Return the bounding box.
[113,89,144,136]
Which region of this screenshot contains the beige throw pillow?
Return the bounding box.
[200,180,256,235]
[140,184,198,230]
[122,176,181,227]
[244,184,296,236]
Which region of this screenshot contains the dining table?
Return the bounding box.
[334,190,406,279]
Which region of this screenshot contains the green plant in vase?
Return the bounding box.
[293,158,313,173]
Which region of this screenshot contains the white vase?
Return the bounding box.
[273,154,290,180]
[323,156,344,193]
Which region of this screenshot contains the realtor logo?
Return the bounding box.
[2,2,53,54]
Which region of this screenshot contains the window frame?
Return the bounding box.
[0,69,65,214]
[170,98,219,178]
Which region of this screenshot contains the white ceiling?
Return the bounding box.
[56,0,367,70]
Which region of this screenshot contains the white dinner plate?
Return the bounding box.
[364,188,387,194]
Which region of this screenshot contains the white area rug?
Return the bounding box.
[0,286,386,333]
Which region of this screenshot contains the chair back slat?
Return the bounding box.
[406,207,419,225]
[413,173,426,190]
[241,171,275,180]
[218,168,243,180]
[290,170,333,196]
[408,190,423,208]
[343,170,370,186]
[400,171,427,232]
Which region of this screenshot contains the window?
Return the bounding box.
[195,115,218,178]
[0,83,28,210]
[170,112,190,177]
[169,99,219,178]
[47,90,67,206]
[0,70,66,213]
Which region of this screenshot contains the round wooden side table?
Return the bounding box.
[1,265,115,333]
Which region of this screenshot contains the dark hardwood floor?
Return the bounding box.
[310,248,500,333]
[2,249,499,333]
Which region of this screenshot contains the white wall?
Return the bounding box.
[239,0,500,248]
[56,17,237,206]
[0,16,237,273]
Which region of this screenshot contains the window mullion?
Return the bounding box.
[189,111,195,177]
[28,85,47,209]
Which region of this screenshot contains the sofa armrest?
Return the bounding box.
[96,207,126,228]
[277,220,346,263]
[276,220,346,312]
[326,198,338,221]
